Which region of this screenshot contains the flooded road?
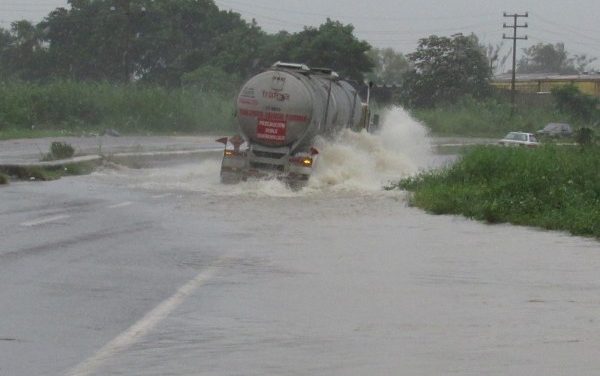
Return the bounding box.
[1,109,599,375]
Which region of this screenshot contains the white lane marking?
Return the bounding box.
[151,193,172,199]
[107,201,133,209]
[20,214,70,227]
[65,265,221,376]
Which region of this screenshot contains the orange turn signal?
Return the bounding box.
[290,156,312,167]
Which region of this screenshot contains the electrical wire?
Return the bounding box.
[215,0,499,22]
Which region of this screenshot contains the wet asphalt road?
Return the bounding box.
[0,174,231,376]
[1,159,600,376]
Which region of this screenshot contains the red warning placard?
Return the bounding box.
[257,119,286,141]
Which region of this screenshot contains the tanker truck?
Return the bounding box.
[216,62,376,187]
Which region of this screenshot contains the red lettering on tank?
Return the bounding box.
[238,98,258,106]
[285,114,308,122]
[239,109,307,123]
[257,119,286,141]
[263,112,285,121]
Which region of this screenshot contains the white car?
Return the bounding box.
[498,132,540,148]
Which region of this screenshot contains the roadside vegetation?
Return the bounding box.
[0,172,8,184]
[0,162,96,182]
[393,145,600,238]
[0,80,236,138]
[410,95,550,137]
[41,141,74,161]
[410,86,599,138]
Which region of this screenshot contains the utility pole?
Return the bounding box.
[503,12,528,112]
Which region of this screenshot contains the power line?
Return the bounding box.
[356,22,495,35]
[532,23,600,45]
[531,13,600,38]
[220,2,497,38]
[215,0,499,22]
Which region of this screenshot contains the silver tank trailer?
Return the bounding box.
[236,62,364,151]
[219,62,367,186]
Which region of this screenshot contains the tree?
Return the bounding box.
[1,3,375,85]
[0,27,15,79]
[516,43,595,74]
[132,1,257,85]
[181,65,241,94]
[0,21,48,80]
[207,18,266,78]
[38,0,264,84]
[552,85,598,122]
[401,33,491,108]
[276,19,374,81]
[41,2,127,81]
[486,42,511,75]
[572,54,597,74]
[366,47,409,84]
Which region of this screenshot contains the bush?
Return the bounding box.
[45,141,75,160]
[394,145,600,238]
[0,172,8,184]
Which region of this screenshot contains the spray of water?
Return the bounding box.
[95,107,434,196]
[308,106,433,191]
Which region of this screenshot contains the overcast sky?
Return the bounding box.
[2,0,600,71]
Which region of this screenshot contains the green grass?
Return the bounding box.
[411,96,582,138]
[0,162,96,181]
[0,80,236,139]
[392,145,600,238]
[0,128,79,140]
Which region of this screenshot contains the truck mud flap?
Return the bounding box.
[220,167,245,184]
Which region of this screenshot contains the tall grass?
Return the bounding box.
[0,80,236,137]
[395,145,600,238]
[411,95,578,137]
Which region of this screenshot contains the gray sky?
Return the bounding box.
[2,0,600,71]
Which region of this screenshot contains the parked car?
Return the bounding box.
[498,132,540,147]
[537,122,573,137]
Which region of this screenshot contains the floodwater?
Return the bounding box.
[81,107,600,375]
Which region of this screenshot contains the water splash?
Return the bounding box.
[307,106,434,192]
[95,107,433,196]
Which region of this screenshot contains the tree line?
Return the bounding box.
[0,0,373,86]
[0,0,596,110]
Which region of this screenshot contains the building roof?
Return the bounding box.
[493,73,600,82]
